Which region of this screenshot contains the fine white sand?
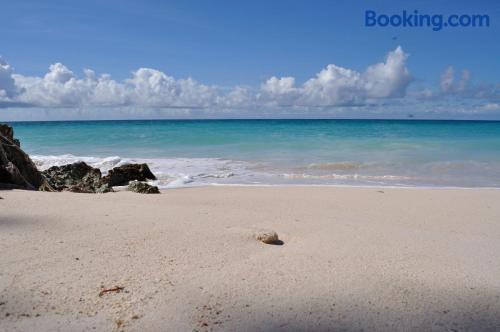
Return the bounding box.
[1,186,500,331]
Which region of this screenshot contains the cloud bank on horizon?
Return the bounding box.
[0,47,499,119]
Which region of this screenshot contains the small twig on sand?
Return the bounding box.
[98,286,124,297]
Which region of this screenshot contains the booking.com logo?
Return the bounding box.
[365,10,490,31]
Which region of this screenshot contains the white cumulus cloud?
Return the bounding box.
[259,46,412,106]
[11,63,219,108]
[0,47,412,110]
[0,56,23,100]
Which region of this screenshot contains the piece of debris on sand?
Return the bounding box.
[98,286,124,297]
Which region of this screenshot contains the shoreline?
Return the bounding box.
[2,186,500,331]
[29,152,500,189]
[45,182,500,192]
[201,183,500,190]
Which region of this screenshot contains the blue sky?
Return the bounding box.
[0,0,499,120]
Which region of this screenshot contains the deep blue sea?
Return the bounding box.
[8,119,500,188]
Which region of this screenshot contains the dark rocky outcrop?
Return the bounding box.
[41,162,158,194]
[128,180,160,194]
[0,124,20,147]
[101,163,157,187]
[42,162,112,193]
[0,124,52,190]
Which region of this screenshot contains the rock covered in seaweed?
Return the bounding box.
[101,163,157,187]
[41,162,109,193]
[41,162,157,194]
[128,180,160,194]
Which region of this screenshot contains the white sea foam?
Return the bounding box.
[31,154,500,188]
[32,154,124,172]
[283,173,412,181]
[31,154,253,188]
[306,161,364,170]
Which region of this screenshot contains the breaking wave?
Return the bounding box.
[283,173,412,181]
[31,154,246,189]
[30,155,500,188]
[307,161,364,171]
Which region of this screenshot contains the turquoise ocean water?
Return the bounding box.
[8,120,500,188]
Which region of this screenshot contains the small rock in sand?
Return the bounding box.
[254,229,280,244]
[128,180,160,194]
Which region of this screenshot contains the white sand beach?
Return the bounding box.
[1,186,500,331]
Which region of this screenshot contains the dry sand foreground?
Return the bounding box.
[1,186,500,331]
